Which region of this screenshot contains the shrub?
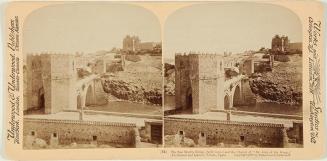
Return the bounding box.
[125,54,141,62]
[164,63,175,77]
[254,63,272,73]
[274,55,290,62]
[77,68,91,78]
[114,54,121,58]
[262,54,270,59]
[106,63,123,73]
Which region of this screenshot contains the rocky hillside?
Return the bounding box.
[249,54,302,105]
[102,79,162,105]
[102,55,162,105]
[164,63,175,96]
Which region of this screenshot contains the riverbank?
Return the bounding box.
[164,63,175,95]
[249,54,302,105]
[102,55,162,105]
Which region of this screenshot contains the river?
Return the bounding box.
[164,95,302,116]
[87,101,162,115]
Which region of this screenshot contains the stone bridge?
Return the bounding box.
[24,53,108,115]
[223,75,246,109]
[175,53,252,114]
[74,74,108,111]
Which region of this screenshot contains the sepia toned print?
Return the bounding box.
[3,1,326,160]
[164,3,303,148]
[22,3,163,149]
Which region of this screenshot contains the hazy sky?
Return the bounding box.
[24,3,161,54]
[164,2,302,59]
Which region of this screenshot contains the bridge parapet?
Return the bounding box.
[224,74,246,89]
[210,109,303,125]
[75,74,99,89]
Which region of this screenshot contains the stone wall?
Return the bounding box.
[240,79,257,105]
[93,59,106,74]
[164,117,284,147]
[93,79,108,105]
[175,54,191,111]
[241,59,254,75]
[24,54,76,114]
[198,55,225,113]
[175,54,226,114]
[24,118,136,147]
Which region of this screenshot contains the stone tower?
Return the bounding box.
[48,54,76,113]
[25,53,76,114]
[175,54,191,111]
[197,54,225,113]
[175,53,225,114]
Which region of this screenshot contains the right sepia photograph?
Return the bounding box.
[163,2,303,148]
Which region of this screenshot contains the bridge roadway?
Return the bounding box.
[166,110,302,128]
[24,111,161,127]
[75,74,99,89]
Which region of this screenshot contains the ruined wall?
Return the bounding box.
[24,118,136,146]
[164,118,284,147]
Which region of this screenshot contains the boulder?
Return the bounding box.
[32,138,48,149]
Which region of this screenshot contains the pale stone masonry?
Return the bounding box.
[175,53,253,114]
[24,54,76,114]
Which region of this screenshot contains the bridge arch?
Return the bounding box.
[186,87,193,111]
[232,85,242,107]
[85,84,95,106]
[74,75,108,111]
[224,94,230,110]
[76,94,81,110]
[38,87,45,113]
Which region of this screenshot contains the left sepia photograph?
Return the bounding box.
[22,3,163,149]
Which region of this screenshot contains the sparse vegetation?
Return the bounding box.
[77,68,91,78]
[106,63,123,73]
[274,55,290,62]
[125,54,141,62]
[164,63,175,77]
[262,54,270,59]
[250,55,302,104]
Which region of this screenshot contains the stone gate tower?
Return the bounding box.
[175,53,225,114]
[25,53,76,114]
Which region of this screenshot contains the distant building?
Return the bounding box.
[123,35,140,52]
[138,42,158,50]
[289,42,302,52]
[271,35,290,52]
[122,35,161,52]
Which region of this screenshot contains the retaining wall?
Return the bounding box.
[164,117,285,147]
[23,118,136,147]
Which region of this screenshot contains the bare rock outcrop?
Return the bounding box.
[102,79,162,105]
[249,73,302,105]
